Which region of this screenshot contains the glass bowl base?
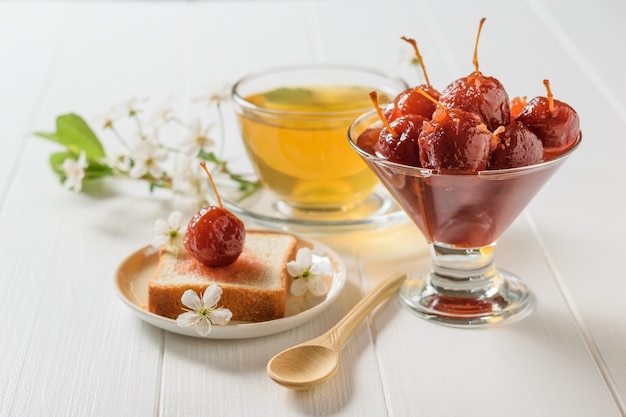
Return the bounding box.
[399,270,533,328]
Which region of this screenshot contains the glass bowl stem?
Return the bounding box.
[399,242,533,327]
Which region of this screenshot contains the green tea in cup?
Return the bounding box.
[232,65,407,212]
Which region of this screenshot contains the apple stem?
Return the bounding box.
[401,36,431,87]
[543,79,555,116]
[369,91,398,137]
[473,17,486,75]
[414,87,446,110]
[492,125,506,136]
[478,124,504,148]
[200,161,224,209]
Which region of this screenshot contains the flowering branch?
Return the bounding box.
[34,91,261,207]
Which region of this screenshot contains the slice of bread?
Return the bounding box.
[148,231,298,322]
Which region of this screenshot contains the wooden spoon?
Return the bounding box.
[267,272,407,390]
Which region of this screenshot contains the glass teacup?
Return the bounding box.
[231,65,407,215]
[348,110,581,327]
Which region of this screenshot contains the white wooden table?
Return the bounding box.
[1,1,625,416]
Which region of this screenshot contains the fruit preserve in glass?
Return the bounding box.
[348,110,581,327]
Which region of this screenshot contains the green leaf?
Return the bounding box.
[56,114,106,159]
[84,162,114,179]
[35,114,106,160]
[198,150,219,163]
[33,131,61,142]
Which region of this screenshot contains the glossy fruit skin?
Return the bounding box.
[418,107,492,173]
[388,85,440,121]
[489,122,543,169]
[374,114,425,167]
[439,72,510,131]
[515,96,580,153]
[183,206,246,267]
[356,126,383,153]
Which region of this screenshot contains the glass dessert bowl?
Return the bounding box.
[348,110,581,327]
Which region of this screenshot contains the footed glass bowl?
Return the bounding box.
[348,110,581,327]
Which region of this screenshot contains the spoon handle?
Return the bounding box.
[333,272,407,347]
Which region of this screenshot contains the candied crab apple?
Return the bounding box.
[439,74,510,131]
[369,91,424,167]
[374,114,425,167]
[388,86,440,121]
[368,91,426,166]
[516,79,580,159]
[355,126,382,152]
[386,37,440,122]
[439,18,511,131]
[418,96,493,173]
[183,162,246,267]
[489,122,543,169]
[184,206,245,267]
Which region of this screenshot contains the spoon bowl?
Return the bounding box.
[267,345,339,390]
[267,273,407,390]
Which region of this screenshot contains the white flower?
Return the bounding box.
[151,210,185,250]
[129,140,168,179]
[108,148,132,172]
[176,286,233,336]
[149,102,174,127]
[94,108,121,129]
[181,118,216,156]
[124,97,147,117]
[194,83,231,106]
[287,247,332,297]
[62,151,88,192]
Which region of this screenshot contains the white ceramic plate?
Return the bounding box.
[115,232,346,339]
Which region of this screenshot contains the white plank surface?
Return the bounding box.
[0,1,624,416]
[0,3,71,202]
[524,0,626,407]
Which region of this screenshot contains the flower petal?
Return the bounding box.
[195,318,212,336]
[168,211,183,229]
[286,260,302,278]
[181,289,202,310]
[148,164,163,179]
[77,151,88,168]
[129,163,147,179]
[210,308,233,325]
[308,276,329,297]
[311,258,332,276]
[154,149,169,162]
[176,311,199,327]
[290,279,308,296]
[295,247,312,266]
[202,284,223,308]
[150,234,169,249]
[153,218,170,235]
[63,177,82,192]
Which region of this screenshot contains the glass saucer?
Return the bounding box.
[220,186,407,233]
